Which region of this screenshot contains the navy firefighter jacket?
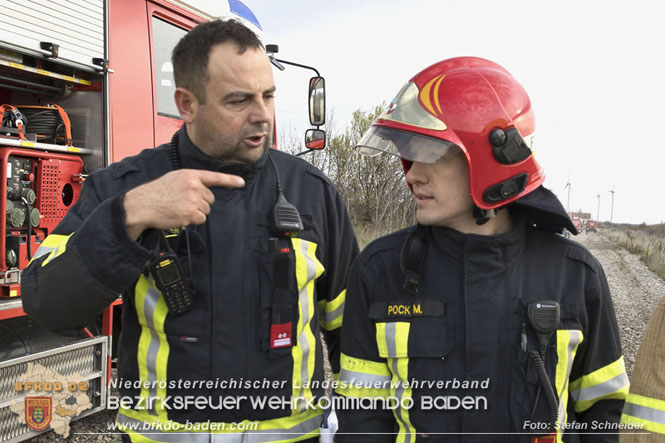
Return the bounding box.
[21,128,359,435]
[335,220,627,443]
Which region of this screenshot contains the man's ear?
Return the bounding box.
[174,87,197,124]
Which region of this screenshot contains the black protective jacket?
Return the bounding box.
[22,129,358,438]
[336,220,627,443]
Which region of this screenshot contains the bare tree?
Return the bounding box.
[278,105,415,244]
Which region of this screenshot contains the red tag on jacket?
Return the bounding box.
[270,323,292,348]
[532,434,556,443]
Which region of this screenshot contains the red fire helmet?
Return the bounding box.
[356,56,544,210]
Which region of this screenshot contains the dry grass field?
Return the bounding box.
[602,223,665,280]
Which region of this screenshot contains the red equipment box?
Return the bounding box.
[0,147,83,296]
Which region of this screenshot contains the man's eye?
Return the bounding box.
[230,98,248,105]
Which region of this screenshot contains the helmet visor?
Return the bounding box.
[356,126,461,163]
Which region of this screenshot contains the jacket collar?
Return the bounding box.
[509,186,577,235]
[175,127,267,182]
[429,218,527,265]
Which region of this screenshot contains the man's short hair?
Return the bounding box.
[172,19,264,103]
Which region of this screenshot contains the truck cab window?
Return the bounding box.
[151,17,186,119]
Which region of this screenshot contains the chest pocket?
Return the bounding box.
[369,299,453,359]
[510,300,584,430]
[256,237,325,357]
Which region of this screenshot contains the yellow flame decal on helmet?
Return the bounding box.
[419,74,445,116]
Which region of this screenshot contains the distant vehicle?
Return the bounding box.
[586,220,598,233]
[572,216,583,234]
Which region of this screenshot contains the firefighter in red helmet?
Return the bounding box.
[335,57,627,442]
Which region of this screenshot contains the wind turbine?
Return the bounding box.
[596,193,601,221]
[563,175,572,214]
[609,187,615,223]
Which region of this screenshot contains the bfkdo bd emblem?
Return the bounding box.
[25,397,52,431]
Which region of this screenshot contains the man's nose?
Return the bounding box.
[249,99,273,124]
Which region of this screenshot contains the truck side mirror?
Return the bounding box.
[305,129,326,150]
[308,77,325,126]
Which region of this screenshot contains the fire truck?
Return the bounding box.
[586,219,598,233]
[0,1,325,441]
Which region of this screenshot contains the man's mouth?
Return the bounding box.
[244,134,266,147]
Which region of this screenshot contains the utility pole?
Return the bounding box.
[609,188,615,223]
[596,193,601,221]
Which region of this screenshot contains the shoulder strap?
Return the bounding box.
[399,225,428,296]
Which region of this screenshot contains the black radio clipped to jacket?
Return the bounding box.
[149,232,195,316]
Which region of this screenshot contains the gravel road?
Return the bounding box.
[574,232,665,377]
[24,231,665,442]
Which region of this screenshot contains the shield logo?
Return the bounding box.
[25,397,52,431]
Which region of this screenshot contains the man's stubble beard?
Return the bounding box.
[205,126,273,164]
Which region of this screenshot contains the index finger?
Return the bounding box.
[196,170,245,189]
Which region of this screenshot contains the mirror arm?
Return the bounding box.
[271,58,320,76]
[270,56,286,71]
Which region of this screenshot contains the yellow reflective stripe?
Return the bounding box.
[621,393,665,434]
[153,284,170,417]
[379,322,414,443]
[376,322,388,358]
[570,356,626,391]
[135,277,150,404]
[338,353,391,398]
[340,353,391,377]
[554,329,583,443]
[376,322,410,358]
[291,238,324,413]
[117,407,322,442]
[32,233,72,266]
[318,289,345,331]
[569,356,629,412]
[336,381,390,399]
[626,393,665,412]
[135,275,170,419]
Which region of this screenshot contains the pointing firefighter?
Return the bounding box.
[21,19,358,442]
[335,57,628,442]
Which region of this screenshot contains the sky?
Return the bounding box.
[216,0,665,225]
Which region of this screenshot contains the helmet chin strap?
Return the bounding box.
[473,206,498,225]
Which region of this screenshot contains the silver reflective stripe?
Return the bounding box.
[246,414,322,443]
[295,240,317,413]
[571,372,629,403]
[31,245,56,260]
[386,323,412,443]
[144,283,162,416]
[211,433,242,443]
[384,323,398,358]
[338,368,392,388]
[558,330,583,427]
[323,304,343,324]
[117,413,321,443]
[624,401,665,425]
